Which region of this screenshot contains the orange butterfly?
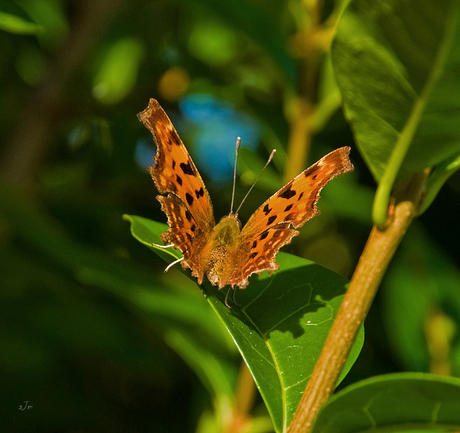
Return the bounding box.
[138,99,353,304]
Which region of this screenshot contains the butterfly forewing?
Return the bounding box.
[230,147,353,287]
[156,194,206,264]
[241,147,353,236]
[138,99,215,232]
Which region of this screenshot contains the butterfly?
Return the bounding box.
[138,99,353,305]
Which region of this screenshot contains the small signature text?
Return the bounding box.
[19,401,33,411]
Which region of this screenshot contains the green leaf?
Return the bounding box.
[332,0,460,225]
[123,214,178,258]
[92,37,144,104]
[125,214,364,432]
[0,10,41,34]
[312,373,460,433]
[16,0,68,48]
[420,149,460,214]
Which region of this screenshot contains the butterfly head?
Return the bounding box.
[214,213,241,244]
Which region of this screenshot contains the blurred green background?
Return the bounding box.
[1,0,459,432]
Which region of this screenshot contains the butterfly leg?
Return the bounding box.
[224,287,233,309]
[152,242,175,248]
[232,288,240,307]
[164,256,184,272]
[224,287,240,309]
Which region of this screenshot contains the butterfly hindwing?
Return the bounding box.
[227,223,297,288]
[157,193,209,283]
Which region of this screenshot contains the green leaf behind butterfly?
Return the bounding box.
[125,213,364,432]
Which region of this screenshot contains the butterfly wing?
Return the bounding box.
[138,99,215,282]
[227,146,353,288]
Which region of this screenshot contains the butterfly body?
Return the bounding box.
[198,214,242,288]
[138,99,354,292]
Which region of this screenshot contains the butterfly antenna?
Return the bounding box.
[235,149,276,215]
[229,137,241,214]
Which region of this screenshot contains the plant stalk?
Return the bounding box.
[227,361,257,432]
[287,169,430,433]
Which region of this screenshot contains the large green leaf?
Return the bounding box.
[125,214,364,433]
[312,373,460,433]
[332,0,460,224]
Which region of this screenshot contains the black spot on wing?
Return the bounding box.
[259,231,269,240]
[263,204,272,215]
[278,184,296,199]
[298,192,304,201]
[195,187,204,198]
[180,160,195,176]
[186,193,194,206]
[169,129,181,145]
[252,240,257,249]
[176,174,183,186]
[172,160,176,170]
[304,165,320,179]
[185,209,192,222]
[267,215,277,225]
[284,203,293,212]
[250,252,258,258]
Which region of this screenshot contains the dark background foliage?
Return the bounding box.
[1,0,459,431]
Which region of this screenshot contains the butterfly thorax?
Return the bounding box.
[213,213,241,244]
[205,213,242,288]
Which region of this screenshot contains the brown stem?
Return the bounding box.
[226,361,257,433]
[284,1,322,183]
[284,0,341,183]
[287,169,430,433]
[284,99,314,183]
